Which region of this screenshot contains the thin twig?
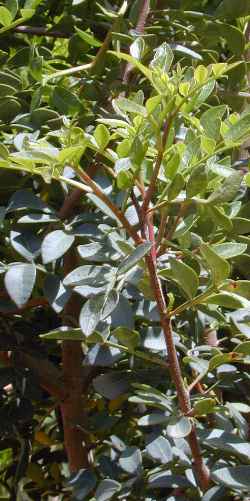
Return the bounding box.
[76,167,142,244]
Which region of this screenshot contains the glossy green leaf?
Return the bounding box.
[200,243,230,285]
[94,124,110,151]
[201,106,227,140]
[207,172,242,204]
[212,243,247,259]
[224,113,250,144]
[167,173,185,201]
[170,258,199,298]
[207,292,250,309]
[0,7,13,26]
[40,327,84,341]
[186,165,208,198]
[150,42,174,73]
[235,341,250,355]
[75,27,101,47]
[193,398,216,416]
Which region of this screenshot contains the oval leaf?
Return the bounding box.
[4,263,36,308]
[42,230,75,264]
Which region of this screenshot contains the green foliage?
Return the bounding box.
[0,0,250,499]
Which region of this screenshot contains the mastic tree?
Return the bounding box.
[0,0,250,500]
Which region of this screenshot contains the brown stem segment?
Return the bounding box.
[123,0,150,84]
[142,119,172,214]
[146,253,210,490]
[76,168,142,244]
[60,251,89,473]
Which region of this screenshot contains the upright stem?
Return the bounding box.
[142,119,172,214]
[146,249,210,491]
[122,0,150,84]
[60,251,89,473]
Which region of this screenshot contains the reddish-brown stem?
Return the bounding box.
[146,253,210,490]
[142,119,172,214]
[60,250,89,473]
[156,211,168,248]
[122,0,151,84]
[76,168,142,244]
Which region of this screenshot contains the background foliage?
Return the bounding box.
[0,0,250,499]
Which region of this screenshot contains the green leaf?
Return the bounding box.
[42,230,75,264]
[118,242,152,275]
[207,206,233,232]
[170,258,199,298]
[109,51,152,82]
[186,165,208,198]
[75,27,101,47]
[200,243,230,286]
[0,6,13,26]
[194,65,208,84]
[115,97,146,116]
[201,105,227,140]
[167,416,192,439]
[209,353,240,371]
[207,292,250,309]
[193,398,216,416]
[216,0,250,18]
[224,280,250,300]
[4,263,36,307]
[224,113,250,144]
[40,327,84,341]
[231,217,250,235]
[130,37,145,60]
[207,172,242,204]
[167,173,185,201]
[212,466,250,491]
[212,243,247,259]
[113,327,140,351]
[52,86,82,115]
[6,0,18,18]
[94,124,110,151]
[235,341,250,355]
[150,43,174,73]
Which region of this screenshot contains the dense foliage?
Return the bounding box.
[1,0,250,499]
